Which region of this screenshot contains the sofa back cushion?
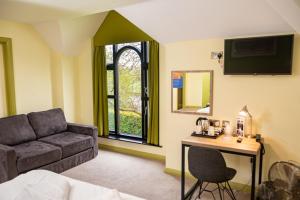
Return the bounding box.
[0,114,36,145]
[28,108,67,139]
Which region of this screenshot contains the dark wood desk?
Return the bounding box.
[181,135,264,200]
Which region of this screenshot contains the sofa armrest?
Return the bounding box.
[0,144,18,183]
[67,123,98,156]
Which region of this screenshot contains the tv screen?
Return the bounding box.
[224,35,294,75]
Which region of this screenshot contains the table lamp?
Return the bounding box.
[237,105,253,138]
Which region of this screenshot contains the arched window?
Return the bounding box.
[106,42,148,141]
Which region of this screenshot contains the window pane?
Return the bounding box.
[117,42,141,51]
[118,49,142,137]
[105,45,113,64]
[107,70,114,95]
[108,98,115,132]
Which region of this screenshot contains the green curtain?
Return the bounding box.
[93,46,109,136]
[0,37,16,116]
[147,41,159,145]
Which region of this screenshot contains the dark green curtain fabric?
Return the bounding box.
[147,40,159,145]
[93,46,109,137]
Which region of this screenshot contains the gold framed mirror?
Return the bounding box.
[171,70,213,115]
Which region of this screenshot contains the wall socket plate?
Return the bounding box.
[211,51,223,59]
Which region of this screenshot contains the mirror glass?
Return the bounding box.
[171,70,213,115]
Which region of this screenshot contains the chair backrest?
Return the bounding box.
[188,146,227,183]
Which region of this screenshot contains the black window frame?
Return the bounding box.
[106,41,149,142]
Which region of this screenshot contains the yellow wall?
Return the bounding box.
[0,20,53,114]
[0,20,78,121]
[61,56,78,122]
[3,17,299,186]
[161,35,300,184]
[75,34,300,185]
[184,73,203,107]
[49,51,79,122]
[76,39,94,124]
[50,52,64,109]
[0,44,7,117]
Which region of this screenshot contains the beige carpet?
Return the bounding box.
[62,150,250,200]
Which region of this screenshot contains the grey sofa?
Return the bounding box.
[0,108,98,183]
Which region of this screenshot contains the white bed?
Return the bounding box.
[0,170,145,200]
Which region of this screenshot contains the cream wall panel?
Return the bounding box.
[185,73,203,107]
[161,35,300,184]
[50,52,64,109]
[74,33,300,185]
[0,20,53,114]
[76,39,94,124]
[62,56,77,122]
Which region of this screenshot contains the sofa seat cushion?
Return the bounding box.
[0,114,36,145]
[39,132,94,158]
[27,108,67,139]
[14,141,62,173]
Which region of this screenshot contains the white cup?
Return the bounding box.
[208,126,215,136]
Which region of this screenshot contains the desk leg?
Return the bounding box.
[181,144,185,200]
[259,149,263,184]
[251,155,256,200]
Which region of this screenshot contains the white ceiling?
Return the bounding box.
[116,0,296,43]
[0,0,299,55]
[266,0,300,33]
[0,0,145,55]
[0,0,145,23]
[34,12,108,55]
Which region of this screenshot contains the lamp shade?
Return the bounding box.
[237,105,253,138]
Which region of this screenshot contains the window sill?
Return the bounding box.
[98,135,162,148]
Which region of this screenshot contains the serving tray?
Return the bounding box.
[191,131,223,139]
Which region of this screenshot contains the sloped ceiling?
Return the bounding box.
[0,0,146,55]
[0,0,145,23]
[34,13,108,55]
[0,0,299,55]
[266,0,300,33]
[116,0,296,43]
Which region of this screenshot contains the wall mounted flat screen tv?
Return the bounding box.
[224,35,294,75]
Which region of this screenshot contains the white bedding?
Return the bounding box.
[0,170,145,200]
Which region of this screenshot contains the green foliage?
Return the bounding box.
[108,109,142,136]
[120,111,142,136]
[108,107,115,131]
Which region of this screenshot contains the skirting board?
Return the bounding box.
[164,168,251,193]
[98,144,165,161]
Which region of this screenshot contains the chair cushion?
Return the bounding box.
[0,114,36,145]
[27,108,67,138]
[39,132,94,158]
[14,141,62,173]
